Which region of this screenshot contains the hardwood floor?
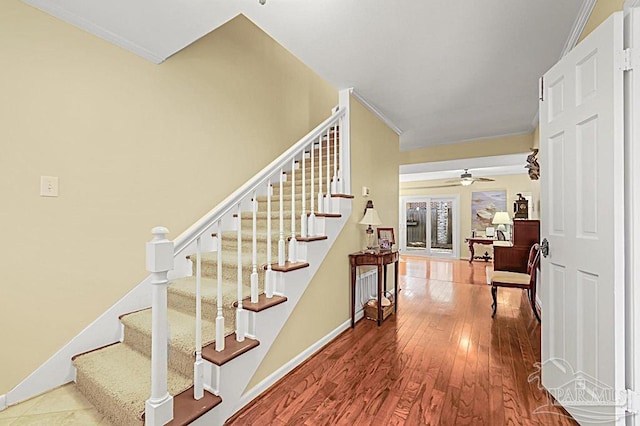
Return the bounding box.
[226,256,576,425]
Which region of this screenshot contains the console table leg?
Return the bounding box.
[468,241,475,263]
[394,260,399,313]
[350,265,356,328]
[377,265,383,326]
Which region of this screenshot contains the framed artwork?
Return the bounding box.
[471,191,507,233]
[377,227,395,245]
[379,238,391,250]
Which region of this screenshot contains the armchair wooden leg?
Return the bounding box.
[528,289,541,323]
[491,286,497,318]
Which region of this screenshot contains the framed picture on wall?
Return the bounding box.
[471,191,506,233]
[377,227,395,245]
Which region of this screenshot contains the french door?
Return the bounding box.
[399,196,459,258]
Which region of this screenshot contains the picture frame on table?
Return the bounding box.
[377,227,395,247]
[379,238,391,251]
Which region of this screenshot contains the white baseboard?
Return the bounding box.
[235,310,365,411]
[0,394,7,411]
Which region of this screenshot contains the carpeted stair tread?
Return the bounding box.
[74,343,192,426]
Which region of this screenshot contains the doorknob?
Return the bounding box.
[541,238,550,258]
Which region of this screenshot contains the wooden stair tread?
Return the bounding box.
[202,333,260,366]
[233,294,288,312]
[315,212,341,218]
[166,387,222,425]
[331,193,354,199]
[291,235,328,242]
[268,261,310,272]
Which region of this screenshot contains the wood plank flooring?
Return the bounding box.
[226,256,576,425]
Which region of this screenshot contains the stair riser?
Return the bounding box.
[167,289,237,326]
[255,202,317,214]
[198,259,267,290]
[75,370,137,426]
[284,173,340,185]
[221,238,279,260]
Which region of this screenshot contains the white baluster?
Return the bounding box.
[288,158,297,262]
[337,117,344,194]
[236,203,245,342]
[145,227,174,426]
[332,123,338,195]
[265,180,274,298]
[301,148,307,238]
[194,237,203,400]
[250,192,258,303]
[215,220,225,352]
[278,170,285,266]
[308,140,316,236]
[317,135,323,214]
[324,127,331,213]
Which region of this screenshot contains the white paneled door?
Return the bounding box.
[539,11,626,425]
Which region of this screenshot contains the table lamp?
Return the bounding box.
[359,200,382,251]
[492,211,512,240]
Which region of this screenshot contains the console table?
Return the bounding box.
[465,237,495,263]
[349,250,399,327]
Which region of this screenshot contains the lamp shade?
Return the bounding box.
[359,208,382,226]
[492,211,512,225]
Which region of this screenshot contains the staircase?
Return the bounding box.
[67,107,352,425]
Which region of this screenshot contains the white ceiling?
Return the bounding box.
[25,0,589,150]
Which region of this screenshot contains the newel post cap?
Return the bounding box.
[146,227,174,273]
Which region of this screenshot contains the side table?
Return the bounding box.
[349,250,399,327]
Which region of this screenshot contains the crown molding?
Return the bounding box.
[559,0,597,58]
[348,89,402,135]
[22,0,166,64]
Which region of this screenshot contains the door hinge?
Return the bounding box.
[621,48,634,72]
[539,77,544,101]
[626,389,640,413]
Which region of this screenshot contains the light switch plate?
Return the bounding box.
[362,186,370,197]
[40,176,59,197]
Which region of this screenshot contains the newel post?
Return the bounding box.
[145,227,174,426]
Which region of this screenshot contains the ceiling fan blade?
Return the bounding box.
[443,179,461,183]
[474,177,495,182]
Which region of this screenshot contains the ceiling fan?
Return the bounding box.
[412,169,495,189]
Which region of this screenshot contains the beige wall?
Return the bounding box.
[0,3,340,394]
[579,0,625,43]
[400,174,538,259]
[247,96,400,388]
[399,133,533,165]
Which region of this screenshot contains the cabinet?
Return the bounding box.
[493,220,540,273]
